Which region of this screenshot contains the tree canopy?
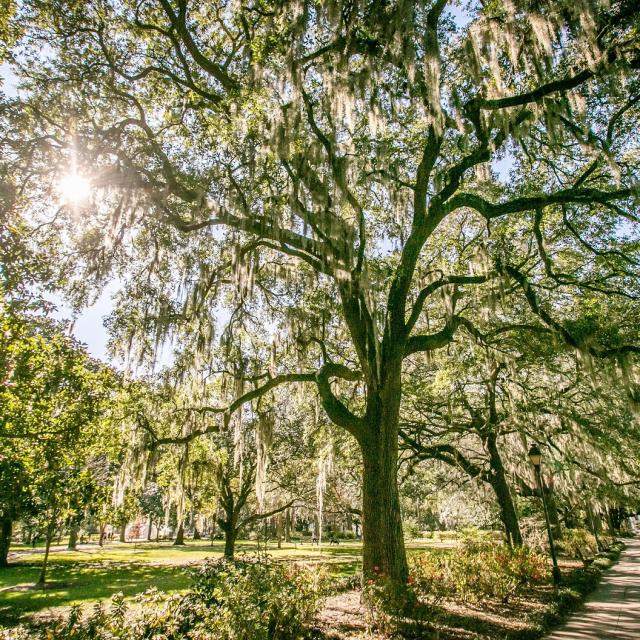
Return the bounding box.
[2,0,639,583]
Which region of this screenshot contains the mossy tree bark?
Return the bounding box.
[486,434,522,547]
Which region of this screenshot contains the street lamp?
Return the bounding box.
[528,445,561,586]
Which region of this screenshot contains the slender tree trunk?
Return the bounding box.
[37,521,55,587]
[284,509,291,543]
[585,501,602,551]
[174,522,185,545]
[360,385,408,584]
[99,523,106,546]
[119,521,127,543]
[147,517,153,541]
[486,435,522,546]
[68,525,79,550]
[0,518,12,568]
[210,516,216,546]
[276,513,283,549]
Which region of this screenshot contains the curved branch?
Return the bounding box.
[315,362,365,438]
[445,186,635,220]
[400,432,489,482]
[502,263,640,358]
[158,0,238,92]
[151,372,316,446]
[406,273,493,334]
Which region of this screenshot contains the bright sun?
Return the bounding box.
[58,173,91,204]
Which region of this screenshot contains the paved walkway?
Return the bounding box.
[547,537,640,639]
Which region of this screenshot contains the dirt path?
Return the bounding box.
[315,590,375,639]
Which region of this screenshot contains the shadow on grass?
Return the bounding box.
[0,562,191,627]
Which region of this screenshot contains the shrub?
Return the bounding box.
[338,530,357,540]
[558,528,598,564]
[6,556,328,640]
[410,543,549,603]
[190,555,328,638]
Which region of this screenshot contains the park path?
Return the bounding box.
[547,537,640,640]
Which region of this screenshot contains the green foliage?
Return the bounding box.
[557,528,598,562]
[0,300,123,566]
[0,454,32,522]
[9,556,329,639]
[189,555,329,638]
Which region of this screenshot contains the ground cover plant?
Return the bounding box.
[358,541,626,640]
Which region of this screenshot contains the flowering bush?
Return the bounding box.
[410,543,549,603]
[4,556,328,640]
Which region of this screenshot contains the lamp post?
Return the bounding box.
[528,445,561,586]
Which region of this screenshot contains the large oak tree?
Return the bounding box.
[3,0,639,583]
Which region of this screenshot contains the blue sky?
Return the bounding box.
[49,286,117,363]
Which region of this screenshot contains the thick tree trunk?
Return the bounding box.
[360,388,408,584]
[223,527,236,559]
[192,510,201,539]
[68,525,79,550]
[173,523,185,545]
[99,523,106,547]
[147,517,153,541]
[0,518,12,568]
[490,475,522,547]
[119,521,127,543]
[486,435,522,546]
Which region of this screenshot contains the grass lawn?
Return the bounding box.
[0,538,365,627]
[3,536,618,638]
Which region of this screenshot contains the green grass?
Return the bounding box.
[0,561,191,626]
[0,538,366,627]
